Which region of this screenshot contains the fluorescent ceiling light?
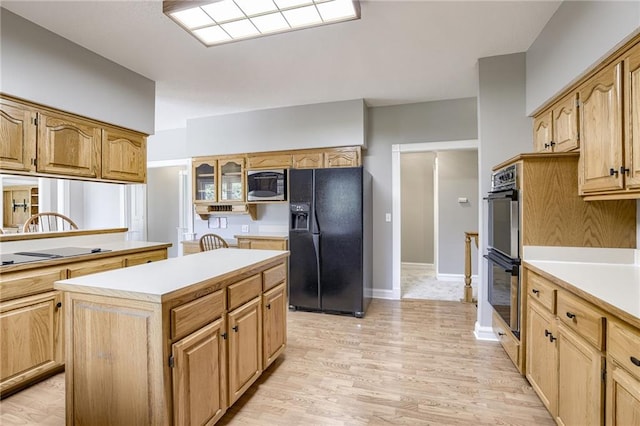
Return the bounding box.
[164,0,361,47]
[282,5,322,28]
[251,12,290,34]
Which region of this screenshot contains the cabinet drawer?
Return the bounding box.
[263,263,286,291]
[0,266,66,302]
[526,270,556,313]
[608,318,640,381]
[250,240,287,250]
[171,290,225,340]
[125,249,167,267]
[557,290,605,350]
[66,256,124,278]
[228,274,262,311]
[493,310,520,368]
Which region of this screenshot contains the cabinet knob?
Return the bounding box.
[550,141,556,147]
[609,168,619,177]
[497,332,506,337]
[232,325,239,332]
[266,303,271,310]
[621,166,630,176]
[549,334,557,343]
[221,332,227,340]
[532,289,540,295]
[566,312,576,320]
[56,302,62,309]
[630,356,640,367]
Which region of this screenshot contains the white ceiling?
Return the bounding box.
[2,0,561,132]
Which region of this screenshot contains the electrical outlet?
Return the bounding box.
[242,225,249,233]
[385,213,391,222]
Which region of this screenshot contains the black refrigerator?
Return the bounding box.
[288,167,372,318]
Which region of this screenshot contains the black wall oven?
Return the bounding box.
[485,164,521,337]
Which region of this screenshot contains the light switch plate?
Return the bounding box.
[242,225,249,233]
[385,213,391,222]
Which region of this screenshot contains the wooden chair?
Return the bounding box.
[199,233,229,251]
[23,212,79,233]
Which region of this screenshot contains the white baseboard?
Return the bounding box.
[474,321,499,341]
[372,288,401,300]
[436,273,478,283]
[401,262,434,268]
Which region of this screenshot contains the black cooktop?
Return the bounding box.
[1,247,111,266]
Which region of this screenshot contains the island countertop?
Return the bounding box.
[54,248,289,303]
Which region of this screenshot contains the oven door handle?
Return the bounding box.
[483,254,519,275]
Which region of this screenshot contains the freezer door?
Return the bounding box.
[288,169,320,310]
[315,168,363,314]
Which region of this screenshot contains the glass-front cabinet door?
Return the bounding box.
[218,158,245,202]
[193,159,217,203]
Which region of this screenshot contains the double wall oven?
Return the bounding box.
[485,164,521,338]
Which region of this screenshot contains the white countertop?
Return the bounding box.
[54,248,288,302]
[523,246,640,322]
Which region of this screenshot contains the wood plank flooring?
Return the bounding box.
[0,299,553,425]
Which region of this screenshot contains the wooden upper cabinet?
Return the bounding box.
[533,109,553,153]
[533,93,579,154]
[624,42,640,190]
[325,147,361,168]
[247,153,291,169]
[218,157,245,203]
[193,158,217,203]
[578,60,623,194]
[292,152,323,169]
[101,127,146,183]
[37,111,101,178]
[0,99,36,173]
[552,92,580,153]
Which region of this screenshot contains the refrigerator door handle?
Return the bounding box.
[312,233,321,308]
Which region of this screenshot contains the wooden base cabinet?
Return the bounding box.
[526,300,558,417]
[557,324,605,425]
[606,318,640,425]
[172,317,227,426]
[0,291,63,396]
[263,283,287,369]
[228,296,262,406]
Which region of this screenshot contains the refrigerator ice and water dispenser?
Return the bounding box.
[290,203,310,231]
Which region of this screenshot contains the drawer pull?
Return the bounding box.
[266,303,271,310]
[566,312,576,320]
[232,325,239,332]
[532,289,540,295]
[497,332,506,337]
[631,357,640,367]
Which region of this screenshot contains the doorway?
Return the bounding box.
[392,140,479,301]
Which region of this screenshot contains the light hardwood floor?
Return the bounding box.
[0,299,553,425]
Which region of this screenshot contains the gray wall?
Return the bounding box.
[366,99,478,292]
[187,99,366,156]
[148,128,188,162]
[401,152,435,264]
[147,167,182,258]
[0,9,155,134]
[526,1,640,115]
[437,150,479,275]
[477,53,531,330]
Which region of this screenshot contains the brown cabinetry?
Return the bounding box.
[606,318,640,425]
[218,157,245,203]
[60,254,287,425]
[0,291,63,396]
[101,126,146,183]
[524,268,608,426]
[533,92,579,153]
[37,110,102,178]
[172,316,227,425]
[0,95,147,183]
[192,156,245,204]
[247,153,292,169]
[0,245,168,397]
[3,185,37,228]
[0,97,36,173]
[236,236,287,250]
[526,296,558,417]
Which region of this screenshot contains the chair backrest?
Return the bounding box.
[23,212,79,233]
[199,233,229,251]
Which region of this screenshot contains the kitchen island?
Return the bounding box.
[0,228,171,397]
[54,248,289,425]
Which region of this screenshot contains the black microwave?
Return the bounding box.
[247,169,287,201]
